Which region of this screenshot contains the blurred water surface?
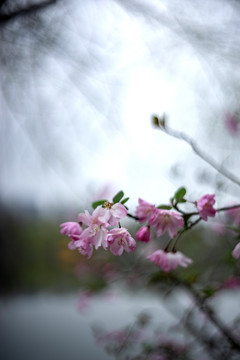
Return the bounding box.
[1,289,240,360]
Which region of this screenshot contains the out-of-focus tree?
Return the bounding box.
[1,0,240,211]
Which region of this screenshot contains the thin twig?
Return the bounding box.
[183,204,240,218]
[127,213,139,221]
[172,275,240,352]
[159,124,240,187]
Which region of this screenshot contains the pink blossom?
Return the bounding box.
[232,242,240,259]
[135,198,156,223]
[59,221,82,250]
[136,226,152,242]
[107,227,136,256]
[225,113,239,135]
[78,225,108,251]
[78,206,109,250]
[150,209,184,238]
[77,239,94,259]
[60,221,82,240]
[147,249,193,272]
[101,202,127,226]
[224,276,240,289]
[78,206,108,227]
[197,194,216,221]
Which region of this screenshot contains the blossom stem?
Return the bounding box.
[172,217,202,251]
[215,204,240,213]
[172,203,185,215]
[171,230,185,251]
[164,237,175,252]
[183,204,240,218]
[127,213,139,221]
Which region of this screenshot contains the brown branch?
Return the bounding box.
[172,275,240,352]
[127,213,139,221]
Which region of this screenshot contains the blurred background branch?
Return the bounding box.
[0,0,58,24]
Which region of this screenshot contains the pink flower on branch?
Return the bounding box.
[147,249,193,272]
[78,206,109,227]
[77,241,94,259]
[224,276,240,289]
[102,201,127,226]
[60,221,82,240]
[136,226,152,243]
[78,206,109,250]
[107,227,136,256]
[197,194,216,221]
[150,209,184,238]
[78,225,108,251]
[135,198,156,223]
[59,221,83,250]
[232,242,240,259]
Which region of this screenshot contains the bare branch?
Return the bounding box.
[0,0,58,24]
[156,121,240,187]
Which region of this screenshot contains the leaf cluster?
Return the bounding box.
[91,190,129,209]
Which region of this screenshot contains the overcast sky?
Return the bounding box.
[1,0,240,214]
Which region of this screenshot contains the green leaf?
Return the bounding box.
[174,187,186,200]
[178,198,186,203]
[157,204,172,210]
[183,272,198,285]
[202,286,215,298]
[121,197,129,205]
[92,200,107,209]
[112,190,124,203]
[148,271,170,284]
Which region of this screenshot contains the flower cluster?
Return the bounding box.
[135,198,184,242]
[134,194,217,272]
[60,202,136,258]
[134,198,192,272]
[60,190,240,273]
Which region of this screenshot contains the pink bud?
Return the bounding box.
[136,226,152,243]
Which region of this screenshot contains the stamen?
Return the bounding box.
[104,201,113,209]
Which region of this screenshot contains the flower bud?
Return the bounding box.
[136,226,152,243]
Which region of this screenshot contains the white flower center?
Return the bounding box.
[90,224,99,236]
